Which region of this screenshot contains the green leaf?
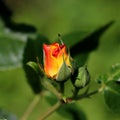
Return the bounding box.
[0,35,25,70]
[0,19,5,31]
[0,17,38,71]
[96,74,109,84]
[22,34,50,94]
[0,18,36,70]
[70,21,114,56]
[60,21,114,67]
[111,63,120,74]
[96,63,120,84]
[0,0,36,33]
[110,63,120,81]
[104,81,120,113]
[61,31,89,48]
[0,109,18,120]
[27,61,40,74]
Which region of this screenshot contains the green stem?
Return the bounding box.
[37,101,62,120]
[76,86,104,101]
[42,78,62,99]
[73,87,79,98]
[60,82,65,94]
[79,90,99,99]
[20,95,40,120]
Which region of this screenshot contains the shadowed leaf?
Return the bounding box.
[22,34,50,94]
[62,21,114,67]
[57,103,87,120]
[73,21,114,67]
[0,0,36,33]
[71,21,114,55]
[104,81,120,113]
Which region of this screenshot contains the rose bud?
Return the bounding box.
[43,43,73,81]
[74,66,90,88]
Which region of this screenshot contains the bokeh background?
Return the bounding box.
[0,0,120,120]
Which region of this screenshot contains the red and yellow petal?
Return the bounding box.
[43,43,71,79]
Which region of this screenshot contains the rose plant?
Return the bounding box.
[0,1,120,119]
[25,32,120,120]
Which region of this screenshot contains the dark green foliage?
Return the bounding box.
[104,81,120,113]
[70,21,114,54]
[0,0,36,33]
[61,21,114,67]
[58,103,87,120]
[22,34,50,94]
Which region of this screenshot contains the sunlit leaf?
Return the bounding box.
[0,18,36,70]
[0,109,18,120]
[0,36,25,70]
[96,74,109,84]
[110,63,120,81]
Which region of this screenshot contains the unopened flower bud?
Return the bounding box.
[43,42,73,81]
[74,66,90,88]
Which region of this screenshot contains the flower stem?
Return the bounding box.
[20,95,40,120]
[76,86,104,101]
[37,101,62,120]
[42,78,62,99]
[73,87,79,98]
[80,90,99,99]
[60,82,65,94]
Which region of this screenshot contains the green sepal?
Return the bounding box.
[56,58,72,82]
[69,57,77,72]
[27,61,44,76]
[74,66,90,88]
[27,61,39,73]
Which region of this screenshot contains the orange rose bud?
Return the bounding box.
[43,43,72,81]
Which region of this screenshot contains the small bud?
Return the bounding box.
[74,66,90,88]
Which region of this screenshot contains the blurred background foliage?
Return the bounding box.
[0,0,120,120]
